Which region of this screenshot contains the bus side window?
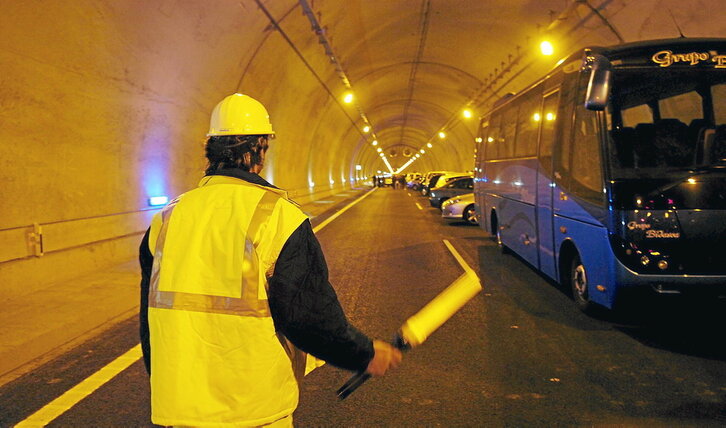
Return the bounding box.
[621,104,652,128]
[501,105,518,158]
[539,91,561,174]
[553,74,579,185]
[713,83,726,125]
[487,113,503,159]
[516,85,544,157]
[571,103,605,205]
[476,121,488,178]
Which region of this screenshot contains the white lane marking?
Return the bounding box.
[313,187,378,233]
[442,239,478,279]
[15,345,142,427]
[18,188,378,426]
[415,202,423,210]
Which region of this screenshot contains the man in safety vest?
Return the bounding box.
[139,93,402,427]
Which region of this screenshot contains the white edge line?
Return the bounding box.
[15,344,142,427]
[19,187,378,426]
[312,187,378,233]
[442,239,478,279]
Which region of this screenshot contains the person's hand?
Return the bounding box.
[365,340,403,376]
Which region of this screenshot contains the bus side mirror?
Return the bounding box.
[584,54,612,111]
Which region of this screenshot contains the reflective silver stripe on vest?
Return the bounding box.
[149,191,280,317]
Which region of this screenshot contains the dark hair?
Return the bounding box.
[204,135,269,174]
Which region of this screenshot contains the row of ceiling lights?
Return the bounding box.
[340,90,394,173]
[307,0,561,177]
[299,0,395,175]
[394,37,558,175]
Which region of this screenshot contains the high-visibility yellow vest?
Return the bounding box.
[147,175,310,427]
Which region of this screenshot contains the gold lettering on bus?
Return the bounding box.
[645,230,680,239]
[651,50,715,67]
[712,54,726,68]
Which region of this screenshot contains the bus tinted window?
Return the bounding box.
[500,105,517,158]
[515,87,543,157]
[715,84,726,124]
[571,101,604,204]
[486,114,502,159]
[554,74,579,178]
[621,104,652,127]
[608,70,726,178]
[538,91,560,174]
[660,91,702,125]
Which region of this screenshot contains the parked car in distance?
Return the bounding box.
[432,172,469,188]
[429,176,474,208]
[406,173,423,190]
[420,171,448,196]
[441,193,478,224]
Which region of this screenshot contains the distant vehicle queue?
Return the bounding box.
[373,170,479,225]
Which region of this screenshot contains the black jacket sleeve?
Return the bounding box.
[139,228,152,375]
[268,219,374,372]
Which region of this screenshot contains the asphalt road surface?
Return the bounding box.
[2,187,725,427]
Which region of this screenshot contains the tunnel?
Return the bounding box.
[1,1,726,423]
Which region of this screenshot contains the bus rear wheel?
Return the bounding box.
[569,254,594,312]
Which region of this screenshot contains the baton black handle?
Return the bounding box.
[336,371,371,400]
[336,333,410,400]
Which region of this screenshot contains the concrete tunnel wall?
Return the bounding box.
[1,0,725,298]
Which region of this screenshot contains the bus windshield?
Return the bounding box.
[606,68,726,180]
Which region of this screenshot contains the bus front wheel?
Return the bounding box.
[491,212,507,254]
[569,254,594,312]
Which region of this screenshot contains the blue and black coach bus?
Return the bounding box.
[474,38,726,312]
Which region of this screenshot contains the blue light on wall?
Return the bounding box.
[148,196,169,207]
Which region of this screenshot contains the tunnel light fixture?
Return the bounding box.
[420,149,425,154]
[148,196,169,207]
[381,155,394,174]
[355,164,362,171]
[343,91,354,104]
[363,125,371,133]
[462,109,473,119]
[427,142,433,148]
[533,112,542,122]
[438,131,446,139]
[377,147,382,152]
[540,40,554,56]
[372,140,378,146]
[475,137,482,143]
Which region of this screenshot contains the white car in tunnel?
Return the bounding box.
[441,193,478,225]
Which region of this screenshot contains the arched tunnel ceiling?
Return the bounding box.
[238,0,726,176]
[2,0,725,228]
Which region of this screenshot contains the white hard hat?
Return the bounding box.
[207,93,275,136]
